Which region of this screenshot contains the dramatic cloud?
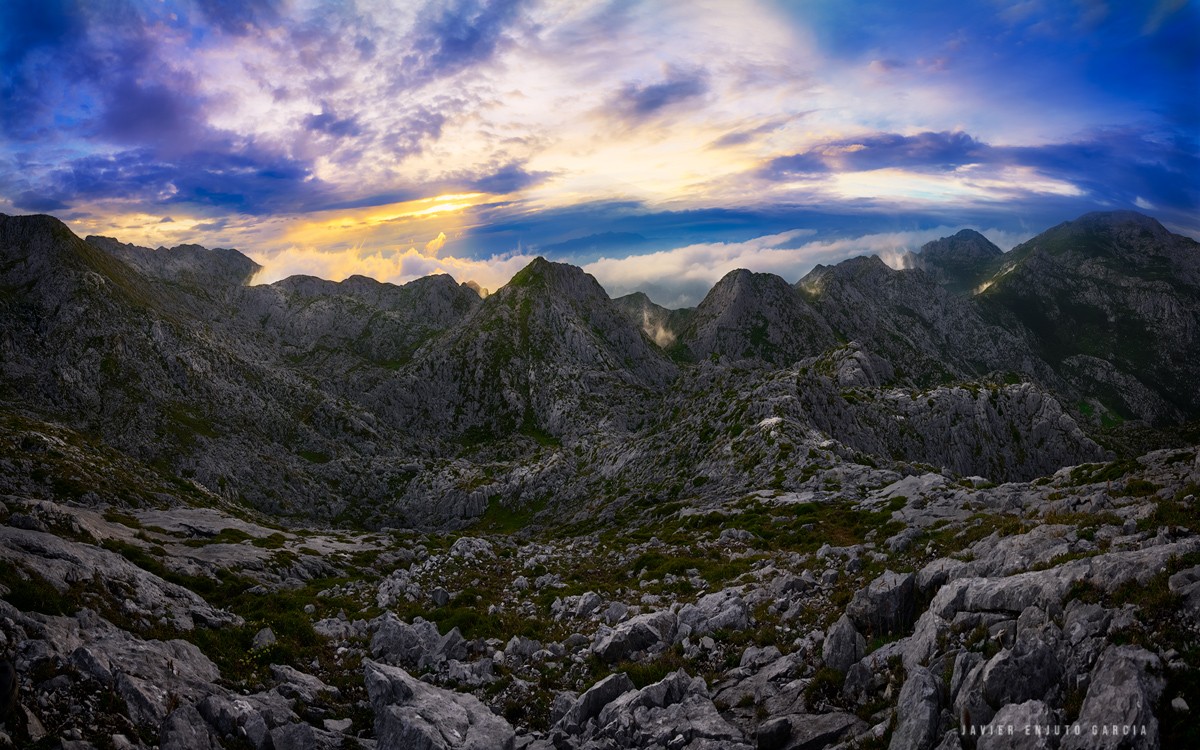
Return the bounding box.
[0,0,1194,280]
[582,226,1029,308]
[763,131,987,176]
[613,66,710,123]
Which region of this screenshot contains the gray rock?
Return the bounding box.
[371,614,442,668]
[1167,565,1200,611]
[159,705,221,750]
[776,712,867,750]
[587,670,751,749]
[270,664,339,704]
[976,700,1056,750]
[981,631,1061,709]
[575,591,603,618]
[847,570,916,636]
[269,722,348,750]
[822,614,865,672]
[554,672,634,735]
[592,610,677,662]
[889,666,941,750]
[677,589,747,636]
[364,659,516,750]
[1062,645,1164,750]
[757,716,791,750]
[252,627,277,650]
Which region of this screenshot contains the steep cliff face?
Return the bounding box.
[796,256,1039,386]
[0,215,411,519]
[0,211,1196,525]
[676,269,835,366]
[378,257,678,443]
[978,211,1200,423]
[917,228,1004,294]
[612,292,693,350]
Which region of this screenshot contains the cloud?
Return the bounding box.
[11,191,69,212]
[193,0,281,36]
[583,226,1029,307]
[424,231,447,256]
[612,65,710,123]
[466,161,552,194]
[304,110,364,138]
[401,0,529,87]
[22,142,330,215]
[251,242,538,294]
[763,131,986,177]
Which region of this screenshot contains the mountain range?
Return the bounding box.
[1,210,1198,528]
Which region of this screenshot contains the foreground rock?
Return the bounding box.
[365,659,516,750]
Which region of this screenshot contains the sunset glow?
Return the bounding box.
[1,0,1196,303]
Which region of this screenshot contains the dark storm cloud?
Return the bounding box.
[613,67,709,122]
[763,131,987,176]
[999,131,1199,213]
[304,111,364,138]
[467,162,552,194]
[762,129,1198,215]
[193,0,280,36]
[29,143,330,215]
[11,191,70,212]
[400,0,528,87]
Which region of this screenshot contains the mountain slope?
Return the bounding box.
[796,255,1040,385]
[676,269,836,366]
[377,257,678,441]
[612,292,693,350]
[918,228,1004,294]
[978,211,1200,423]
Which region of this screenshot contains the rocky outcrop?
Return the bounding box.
[365,659,516,750]
[676,269,835,365]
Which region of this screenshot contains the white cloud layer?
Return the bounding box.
[248,225,1032,309]
[583,226,1032,307]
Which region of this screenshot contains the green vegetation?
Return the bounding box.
[473,498,547,533]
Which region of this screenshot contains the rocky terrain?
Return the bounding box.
[0,209,1198,748]
[0,445,1197,749]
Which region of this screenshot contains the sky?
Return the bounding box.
[1,0,1197,306]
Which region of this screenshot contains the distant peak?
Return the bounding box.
[920,230,1002,258]
[507,256,590,288]
[952,228,993,242]
[1072,210,1167,233]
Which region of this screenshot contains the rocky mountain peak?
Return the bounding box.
[87,235,261,288]
[920,229,1002,260]
[1008,210,1177,265]
[501,255,608,300]
[918,229,1003,294]
[679,267,834,364]
[1,213,157,309]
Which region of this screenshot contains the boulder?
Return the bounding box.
[592,611,677,663]
[847,571,916,636]
[889,666,941,750]
[980,631,1061,708]
[590,670,751,749]
[554,672,634,735]
[1062,645,1164,750]
[774,712,867,750]
[364,660,516,750]
[677,589,748,637]
[159,705,221,750]
[370,614,442,668]
[977,700,1056,750]
[822,615,865,672]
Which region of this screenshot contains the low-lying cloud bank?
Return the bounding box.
[250,225,1029,309]
[582,226,1030,307]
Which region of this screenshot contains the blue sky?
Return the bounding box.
[1,0,1196,305]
